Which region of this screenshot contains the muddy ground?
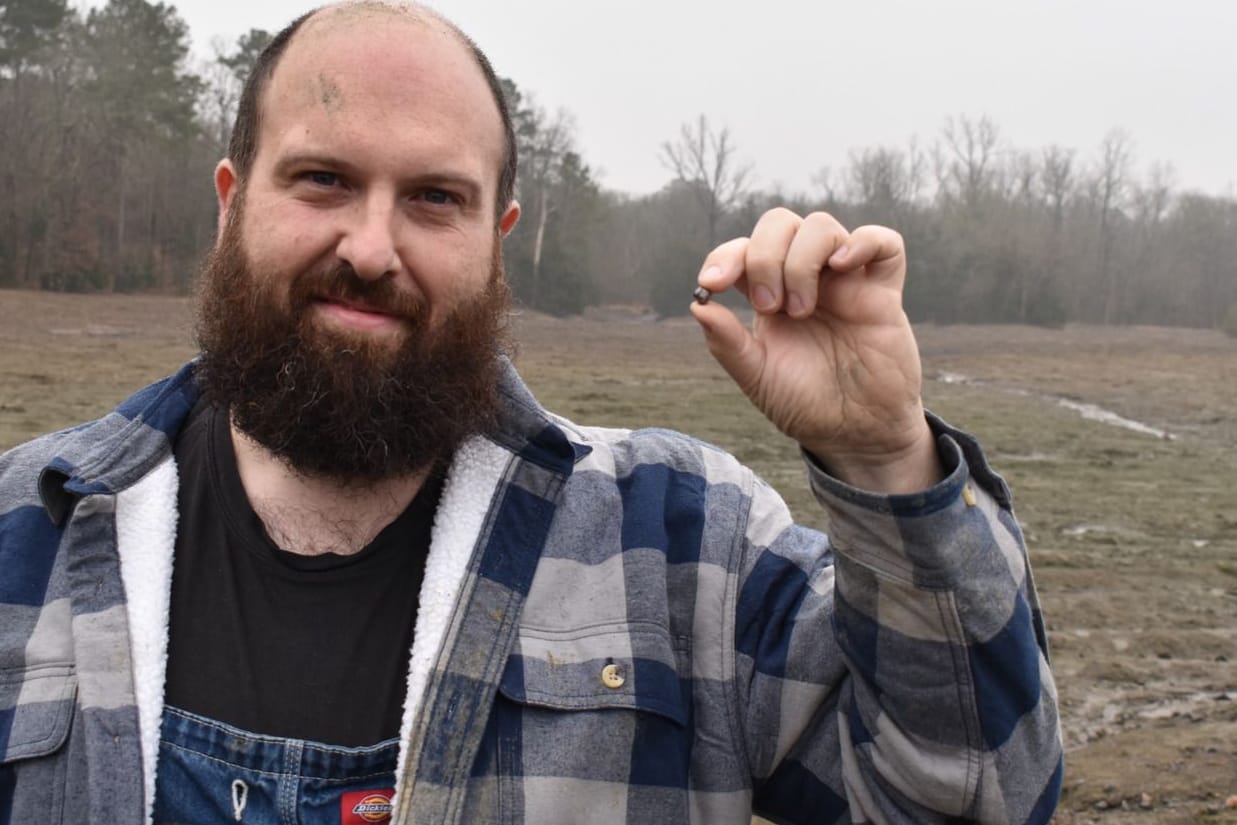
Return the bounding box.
[1,290,1234,823]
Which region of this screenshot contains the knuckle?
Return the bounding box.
[760,206,802,226]
[857,224,903,245]
[804,210,843,230]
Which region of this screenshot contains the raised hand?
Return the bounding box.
[690,208,941,494]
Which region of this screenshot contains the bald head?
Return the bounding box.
[302,0,442,27]
[225,1,517,218]
[296,1,458,47]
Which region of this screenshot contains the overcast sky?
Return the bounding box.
[81,0,1236,198]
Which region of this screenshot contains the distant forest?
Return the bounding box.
[3,0,1236,328]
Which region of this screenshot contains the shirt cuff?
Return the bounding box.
[801,411,1013,517]
[802,413,1018,586]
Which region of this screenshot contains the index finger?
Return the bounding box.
[697,237,751,294]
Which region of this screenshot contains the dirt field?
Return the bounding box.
[2,289,1234,823]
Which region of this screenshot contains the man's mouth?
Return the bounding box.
[312,296,408,333]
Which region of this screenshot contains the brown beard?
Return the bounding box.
[195,203,511,484]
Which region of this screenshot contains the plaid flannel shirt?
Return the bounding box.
[0,360,1062,824]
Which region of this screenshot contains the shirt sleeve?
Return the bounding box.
[734,414,1063,825]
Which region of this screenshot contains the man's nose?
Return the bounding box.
[336,197,399,280]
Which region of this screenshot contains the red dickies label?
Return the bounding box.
[341,789,394,823]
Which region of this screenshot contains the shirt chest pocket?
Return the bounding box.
[486,623,692,814]
[0,663,77,822]
[500,623,689,720]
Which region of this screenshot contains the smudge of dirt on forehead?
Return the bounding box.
[316,72,344,113]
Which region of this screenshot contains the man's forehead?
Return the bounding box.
[258,5,503,155]
[282,4,467,78]
[265,7,490,116]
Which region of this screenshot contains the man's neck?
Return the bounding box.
[229,422,430,557]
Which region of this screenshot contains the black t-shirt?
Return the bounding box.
[164,401,442,746]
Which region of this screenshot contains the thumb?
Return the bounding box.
[690,301,765,398]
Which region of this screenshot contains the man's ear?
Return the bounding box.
[214,159,239,236]
[499,200,521,237]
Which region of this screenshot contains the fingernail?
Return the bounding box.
[753,285,777,311]
[787,293,806,316]
[831,245,850,263]
[700,264,721,283]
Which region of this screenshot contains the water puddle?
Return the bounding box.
[998,451,1056,462]
[1055,399,1174,440]
[931,371,1174,440]
[1063,524,1111,537]
[1060,522,1148,542]
[47,324,131,337]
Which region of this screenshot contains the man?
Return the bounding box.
[0,2,1062,823]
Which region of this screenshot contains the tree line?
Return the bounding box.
[3,0,1235,329]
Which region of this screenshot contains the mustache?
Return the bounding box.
[290,264,427,322]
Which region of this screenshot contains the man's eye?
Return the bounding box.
[420,189,457,206]
[307,171,338,187]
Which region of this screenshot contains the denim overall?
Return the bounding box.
[153,706,399,825]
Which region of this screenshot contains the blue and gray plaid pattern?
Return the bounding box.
[1,360,1062,824]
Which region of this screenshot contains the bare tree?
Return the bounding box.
[499,79,602,314]
[845,141,926,212]
[1001,150,1042,322]
[524,110,573,307]
[1134,161,1176,226]
[1034,145,1077,317]
[1094,129,1135,324]
[198,29,271,156]
[936,114,1002,210]
[659,114,751,245]
[1123,162,1177,321]
[810,165,839,203]
[1040,145,1075,232]
[1006,150,1039,203]
[197,45,240,155]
